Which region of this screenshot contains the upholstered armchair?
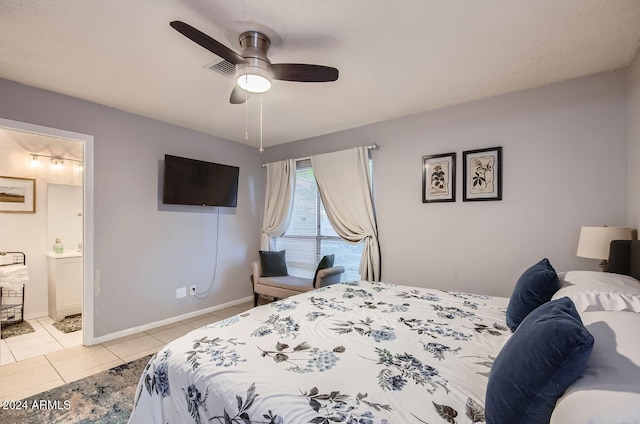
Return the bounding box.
[250,252,345,306]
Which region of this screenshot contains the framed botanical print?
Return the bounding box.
[0,176,36,213]
[463,147,502,201]
[422,152,456,203]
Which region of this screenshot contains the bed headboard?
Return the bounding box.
[607,240,640,280]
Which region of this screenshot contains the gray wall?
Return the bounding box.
[0,78,264,337]
[0,65,632,336]
[263,71,629,297]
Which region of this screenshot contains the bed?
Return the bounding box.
[129,241,640,424]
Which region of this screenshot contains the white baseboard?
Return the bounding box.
[88,296,253,346]
[23,312,50,321]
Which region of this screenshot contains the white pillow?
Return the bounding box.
[550,311,640,423]
[551,271,640,312]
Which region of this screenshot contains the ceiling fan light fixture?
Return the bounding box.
[236,66,272,93]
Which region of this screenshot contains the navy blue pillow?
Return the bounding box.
[486,297,594,424]
[259,250,289,277]
[312,254,335,285]
[506,258,560,331]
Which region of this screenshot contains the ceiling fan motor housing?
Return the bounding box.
[236,31,273,81]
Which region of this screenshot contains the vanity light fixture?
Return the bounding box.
[29,153,83,170]
[50,155,64,170]
[30,154,42,168]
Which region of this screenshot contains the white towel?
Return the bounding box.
[0,264,29,291]
[0,278,25,291]
[0,265,27,277]
[0,274,28,284]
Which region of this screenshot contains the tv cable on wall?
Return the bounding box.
[194,207,221,299]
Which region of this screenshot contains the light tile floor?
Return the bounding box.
[0,299,263,403]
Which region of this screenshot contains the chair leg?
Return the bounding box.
[254,293,259,307]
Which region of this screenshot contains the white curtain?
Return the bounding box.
[311,146,381,281]
[261,159,296,250]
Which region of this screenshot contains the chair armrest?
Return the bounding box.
[315,266,345,288]
[251,261,261,288]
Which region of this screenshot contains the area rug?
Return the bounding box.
[52,313,82,333]
[1,354,152,423]
[1,320,35,339]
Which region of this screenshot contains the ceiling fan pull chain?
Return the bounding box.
[244,80,249,143]
[259,94,264,153]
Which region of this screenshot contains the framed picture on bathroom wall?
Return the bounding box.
[0,176,36,213]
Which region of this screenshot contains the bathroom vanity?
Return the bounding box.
[47,252,82,321]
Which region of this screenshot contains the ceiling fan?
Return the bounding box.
[170,21,339,104]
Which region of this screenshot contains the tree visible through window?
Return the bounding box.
[275,161,368,282]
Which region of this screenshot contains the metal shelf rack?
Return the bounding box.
[0,252,26,328]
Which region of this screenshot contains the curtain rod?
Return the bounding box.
[261,143,379,168]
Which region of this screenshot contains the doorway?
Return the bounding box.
[0,118,94,350]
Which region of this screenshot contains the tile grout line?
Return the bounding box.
[43,352,66,384]
[143,332,166,351]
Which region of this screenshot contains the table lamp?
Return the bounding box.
[577,226,632,271]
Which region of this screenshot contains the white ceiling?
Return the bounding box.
[1,0,640,149]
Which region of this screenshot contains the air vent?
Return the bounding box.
[204,57,235,79]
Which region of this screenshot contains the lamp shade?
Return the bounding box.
[576,226,632,260]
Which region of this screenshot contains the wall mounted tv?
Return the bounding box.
[162,154,239,207]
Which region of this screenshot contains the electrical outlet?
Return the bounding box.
[190,285,197,296]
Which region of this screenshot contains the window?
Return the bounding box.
[275,160,370,282]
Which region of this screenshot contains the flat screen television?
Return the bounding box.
[162,154,239,207]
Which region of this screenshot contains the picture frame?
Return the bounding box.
[0,176,36,213]
[422,152,456,203]
[463,147,502,201]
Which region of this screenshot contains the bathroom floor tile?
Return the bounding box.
[58,332,84,348]
[4,332,57,350]
[0,340,15,366]
[11,340,65,362]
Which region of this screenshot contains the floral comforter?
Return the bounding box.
[129,281,510,424]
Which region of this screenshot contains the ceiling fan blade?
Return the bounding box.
[170,21,246,66]
[270,64,339,82]
[230,86,248,104]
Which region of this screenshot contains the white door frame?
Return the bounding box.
[0,117,95,345]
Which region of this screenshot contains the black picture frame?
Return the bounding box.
[463,147,502,201]
[422,152,456,203]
